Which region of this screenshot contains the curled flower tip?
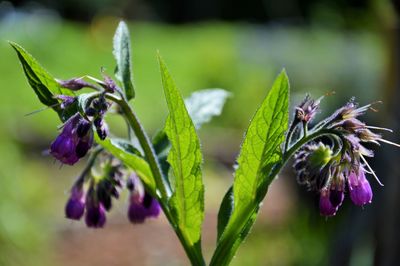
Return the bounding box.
[319,189,338,217]
[128,192,161,224]
[57,77,93,91]
[348,169,373,206]
[65,186,85,220]
[85,197,107,228]
[295,95,321,123]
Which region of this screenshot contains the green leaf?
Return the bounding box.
[232,70,289,211]
[95,135,156,193]
[10,42,73,109]
[185,89,231,129]
[217,186,234,241]
[152,88,230,167]
[158,54,204,246]
[211,71,289,265]
[113,21,135,100]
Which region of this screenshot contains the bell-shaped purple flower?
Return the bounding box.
[319,189,338,217]
[128,192,160,224]
[348,169,373,206]
[50,114,80,165]
[85,200,106,228]
[50,114,93,165]
[65,186,85,220]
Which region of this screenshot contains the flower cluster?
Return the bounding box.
[292,97,398,217]
[53,74,160,228]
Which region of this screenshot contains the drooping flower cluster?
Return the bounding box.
[292,97,398,217]
[64,158,160,228]
[51,74,161,228]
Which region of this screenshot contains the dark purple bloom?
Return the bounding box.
[65,186,85,220]
[50,114,81,165]
[85,198,106,228]
[128,192,160,224]
[348,169,373,206]
[319,189,338,217]
[50,114,93,164]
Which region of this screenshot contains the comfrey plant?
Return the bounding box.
[10,22,399,265]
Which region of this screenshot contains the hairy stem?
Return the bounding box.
[105,93,205,266]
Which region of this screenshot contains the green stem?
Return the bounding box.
[106,93,171,198]
[210,128,341,266]
[105,93,205,266]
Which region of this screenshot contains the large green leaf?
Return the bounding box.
[95,135,156,193]
[10,42,73,109]
[211,70,289,266]
[113,21,135,100]
[152,88,230,171]
[158,54,204,246]
[233,70,289,211]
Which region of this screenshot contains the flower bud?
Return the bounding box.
[85,191,106,228]
[295,95,320,123]
[65,186,85,220]
[57,78,92,91]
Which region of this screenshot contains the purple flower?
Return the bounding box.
[348,169,373,206]
[50,114,81,165]
[319,189,338,217]
[65,186,85,220]
[85,197,106,228]
[128,192,160,224]
[126,174,160,224]
[50,114,93,165]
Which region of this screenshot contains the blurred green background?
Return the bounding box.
[1,0,399,265]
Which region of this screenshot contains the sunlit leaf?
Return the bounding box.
[158,54,204,247]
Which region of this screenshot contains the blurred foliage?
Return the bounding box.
[0,14,385,265]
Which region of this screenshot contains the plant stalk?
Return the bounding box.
[105,93,205,266]
[210,128,341,266]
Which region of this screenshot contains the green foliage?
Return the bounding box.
[212,71,289,265]
[9,42,73,117]
[113,21,135,100]
[158,54,205,247]
[233,70,289,211]
[152,88,230,171]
